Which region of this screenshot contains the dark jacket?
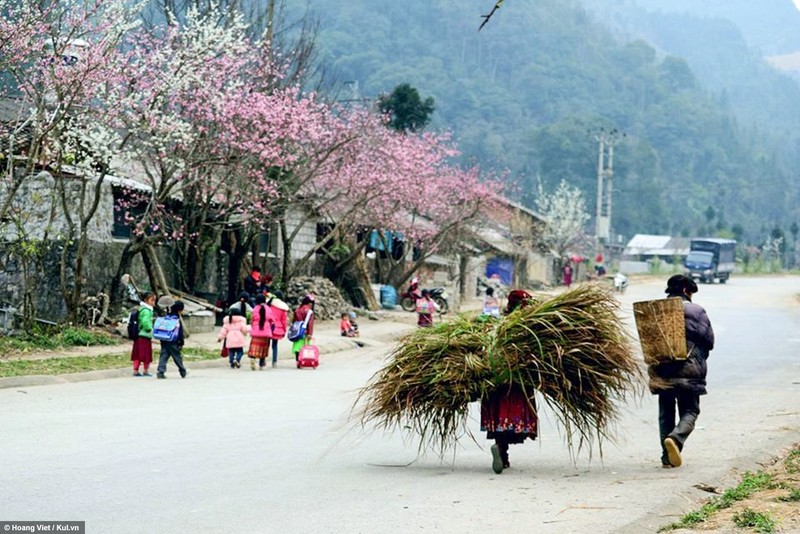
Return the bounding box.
[648,296,714,395]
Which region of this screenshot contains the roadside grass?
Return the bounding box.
[659,445,800,533]
[785,448,800,474]
[732,508,776,533]
[0,348,219,377]
[0,326,120,355]
[659,472,775,531]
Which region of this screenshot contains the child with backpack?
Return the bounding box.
[155,300,188,379]
[290,295,315,362]
[130,291,156,376]
[218,308,250,368]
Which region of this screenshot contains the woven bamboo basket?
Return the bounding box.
[633,297,687,364]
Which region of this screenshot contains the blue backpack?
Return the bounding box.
[153,315,181,342]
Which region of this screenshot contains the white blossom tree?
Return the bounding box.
[533,178,590,258]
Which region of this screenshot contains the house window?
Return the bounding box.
[112,186,146,239]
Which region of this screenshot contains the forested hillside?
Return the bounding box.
[291,0,800,242]
[632,0,800,55]
[583,0,800,170]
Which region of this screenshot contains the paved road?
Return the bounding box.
[1,276,798,533]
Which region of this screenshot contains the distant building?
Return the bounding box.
[623,234,690,263]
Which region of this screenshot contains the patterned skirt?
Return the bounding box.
[248,336,271,359]
[480,384,538,443]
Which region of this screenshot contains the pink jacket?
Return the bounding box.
[217,315,250,348]
[269,305,287,339]
[250,304,273,338]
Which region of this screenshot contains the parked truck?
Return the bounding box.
[683,238,736,284]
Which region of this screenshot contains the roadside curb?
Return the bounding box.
[0,322,414,390]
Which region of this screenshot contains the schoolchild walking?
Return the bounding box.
[218,308,250,368]
[267,291,288,368]
[156,301,188,379]
[131,291,156,377]
[249,295,273,370]
[291,295,315,361]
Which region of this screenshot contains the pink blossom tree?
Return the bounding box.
[0,0,140,323]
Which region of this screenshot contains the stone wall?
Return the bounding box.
[284,208,318,262]
[0,171,116,243]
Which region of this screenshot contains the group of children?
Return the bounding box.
[217,291,293,370]
[131,287,363,377]
[129,292,188,379]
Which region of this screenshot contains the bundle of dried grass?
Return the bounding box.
[354,285,644,455]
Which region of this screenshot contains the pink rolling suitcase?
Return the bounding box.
[297,344,319,369]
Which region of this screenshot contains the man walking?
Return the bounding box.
[649,275,715,468]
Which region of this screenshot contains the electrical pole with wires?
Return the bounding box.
[594,128,623,253]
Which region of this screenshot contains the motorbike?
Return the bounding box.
[613,272,628,293]
[400,286,449,314]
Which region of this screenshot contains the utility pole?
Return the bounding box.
[594,128,623,253]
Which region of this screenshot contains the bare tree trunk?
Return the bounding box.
[354,252,379,310]
[458,254,469,302]
[279,217,293,286]
[143,244,170,297]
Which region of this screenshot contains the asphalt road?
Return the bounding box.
[1,276,798,533]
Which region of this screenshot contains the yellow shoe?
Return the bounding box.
[250,359,256,371]
[664,437,682,467]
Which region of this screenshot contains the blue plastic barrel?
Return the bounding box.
[380,285,397,309]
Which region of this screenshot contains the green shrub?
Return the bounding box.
[58,327,116,347]
[732,508,776,533]
[778,487,800,502]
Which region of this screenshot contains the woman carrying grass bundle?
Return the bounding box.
[481,289,538,474]
[355,284,641,472]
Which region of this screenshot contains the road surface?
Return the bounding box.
[1,276,798,533]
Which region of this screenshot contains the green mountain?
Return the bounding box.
[630,0,800,55]
[291,0,800,242]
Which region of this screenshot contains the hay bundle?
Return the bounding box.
[354,285,644,454]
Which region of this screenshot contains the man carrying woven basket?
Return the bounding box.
[650,275,715,468]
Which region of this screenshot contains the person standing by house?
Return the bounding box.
[156,300,188,379]
[131,291,156,377]
[248,295,273,371]
[415,289,436,328]
[482,287,501,318]
[562,261,573,288]
[244,266,263,304]
[291,295,315,362]
[218,308,250,369]
[649,274,715,468]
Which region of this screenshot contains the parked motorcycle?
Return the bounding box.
[400,287,449,314]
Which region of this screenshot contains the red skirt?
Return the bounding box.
[248,336,271,359]
[130,337,153,364]
[480,384,538,443]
